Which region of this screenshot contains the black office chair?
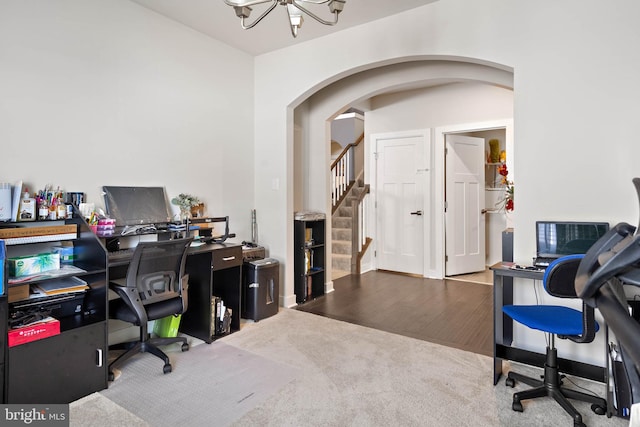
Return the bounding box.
[502,254,607,427]
[574,179,640,417]
[108,237,193,380]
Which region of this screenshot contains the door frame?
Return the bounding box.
[369,129,431,276]
[434,119,514,279]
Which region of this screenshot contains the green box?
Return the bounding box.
[8,253,60,277]
[153,314,182,338]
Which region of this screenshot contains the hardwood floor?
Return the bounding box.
[296,270,493,357]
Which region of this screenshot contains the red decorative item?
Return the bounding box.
[496,163,514,212]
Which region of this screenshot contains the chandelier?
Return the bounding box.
[223,0,346,38]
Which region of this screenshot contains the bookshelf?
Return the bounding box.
[0,208,108,403]
[294,216,325,304]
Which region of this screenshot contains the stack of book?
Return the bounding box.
[32,276,89,296]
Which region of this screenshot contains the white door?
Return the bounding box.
[376,135,425,275]
[445,134,486,276]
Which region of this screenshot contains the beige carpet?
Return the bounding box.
[98,340,297,426]
[70,392,148,427]
[71,309,626,427]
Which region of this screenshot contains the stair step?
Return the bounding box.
[332,240,352,255]
[332,217,352,228]
[332,253,351,271]
[332,269,350,280]
[336,206,352,217]
[332,228,351,240]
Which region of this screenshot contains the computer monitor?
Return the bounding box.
[102,186,172,227]
[536,221,610,258]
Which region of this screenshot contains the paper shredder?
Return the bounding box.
[242,258,279,321]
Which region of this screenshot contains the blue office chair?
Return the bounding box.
[502,254,607,427]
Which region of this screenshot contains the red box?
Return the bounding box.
[8,318,60,347]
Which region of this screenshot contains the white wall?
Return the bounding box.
[331,113,364,150]
[255,0,640,366]
[0,0,255,239]
[367,83,513,135]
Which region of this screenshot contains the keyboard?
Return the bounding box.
[108,248,135,262]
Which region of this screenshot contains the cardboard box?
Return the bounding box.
[8,284,29,303]
[8,318,60,347]
[8,253,60,277]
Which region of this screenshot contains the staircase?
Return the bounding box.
[331,180,369,279]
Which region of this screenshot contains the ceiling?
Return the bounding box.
[129,0,437,56]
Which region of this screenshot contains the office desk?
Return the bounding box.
[108,242,243,344]
[491,263,605,385]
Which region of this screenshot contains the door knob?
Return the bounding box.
[481,209,488,214]
[410,210,423,216]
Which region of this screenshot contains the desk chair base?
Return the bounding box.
[108,335,189,381]
[506,346,606,427]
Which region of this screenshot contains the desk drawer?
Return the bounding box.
[212,246,242,271]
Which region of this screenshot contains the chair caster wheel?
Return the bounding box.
[181,342,189,352]
[591,403,606,415]
[505,377,515,388]
[108,371,115,381]
[512,401,523,412]
[163,363,172,374]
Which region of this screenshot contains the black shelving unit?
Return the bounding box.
[179,243,243,343]
[0,209,108,403]
[294,216,325,304]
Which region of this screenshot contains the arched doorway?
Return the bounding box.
[291,58,514,292]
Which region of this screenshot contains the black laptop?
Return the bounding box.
[533,221,610,268]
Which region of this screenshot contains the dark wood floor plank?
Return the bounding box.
[296,270,493,357]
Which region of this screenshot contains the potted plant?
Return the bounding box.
[171,193,200,221]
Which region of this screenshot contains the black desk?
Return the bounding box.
[108,241,243,344]
[491,263,605,385]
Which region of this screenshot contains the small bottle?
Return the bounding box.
[48,198,58,220]
[57,197,66,219]
[38,198,49,220]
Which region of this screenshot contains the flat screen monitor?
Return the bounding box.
[536,221,610,258]
[102,186,172,226]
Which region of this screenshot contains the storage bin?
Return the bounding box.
[153,314,182,338]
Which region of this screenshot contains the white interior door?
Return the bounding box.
[445,134,485,276]
[376,135,425,275]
